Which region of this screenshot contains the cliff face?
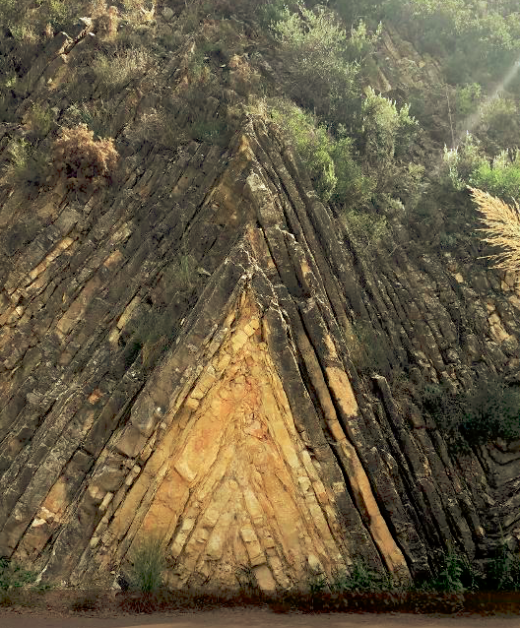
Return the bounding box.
[1,6,520,593]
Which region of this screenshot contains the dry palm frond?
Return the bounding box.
[469,186,520,272]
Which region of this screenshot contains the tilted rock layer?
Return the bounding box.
[1,20,520,592]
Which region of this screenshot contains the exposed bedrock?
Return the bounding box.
[1,28,520,589]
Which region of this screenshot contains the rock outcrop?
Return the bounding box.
[1,9,520,593]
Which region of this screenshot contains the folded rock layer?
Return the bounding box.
[1,20,520,592]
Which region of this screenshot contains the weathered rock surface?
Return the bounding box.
[1,15,520,593]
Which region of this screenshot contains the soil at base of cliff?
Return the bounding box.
[1,589,520,620]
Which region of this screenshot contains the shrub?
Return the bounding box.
[25,102,54,139]
[268,100,371,205]
[330,133,375,206]
[344,209,389,251]
[430,543,482,594]
[349,319,393,376]
[442,133,487,192]
[307,566,329,595]
[470,151,520,204]
[460,378,520,445]
[381,0,520,89]
[255,0,289,29]
[455,83,482,120]
[93,5,119,40]
[486,538,520,591]
[0,558,37,592]
[421,377,520,452]
[334,0,384,29]
[127,536,166,594]
[271,101,338,201]
[34,0,81,31]
[69,591,101,612]
[92,46,154,96]
[131,107,188,149]
[428,545,470,594]
[330,561,390,592]
[0,0,17,28]
[273,5,361,122]
[189,119,229,145]
[50,124,119,192]
[0,138,48,191]
[360,87,418,192]
[479,96,520,155]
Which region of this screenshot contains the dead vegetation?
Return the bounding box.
[50,123,119,192]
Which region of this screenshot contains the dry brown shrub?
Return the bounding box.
[470,186,520,272]
[51,123,119,192]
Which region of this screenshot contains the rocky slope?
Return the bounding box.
[1,3,520,593]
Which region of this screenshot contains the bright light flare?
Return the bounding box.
[456,55,520,147]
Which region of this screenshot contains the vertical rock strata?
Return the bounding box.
[1,26,520,590]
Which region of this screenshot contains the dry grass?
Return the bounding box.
[470,186,520,272]
[92,46,155,95]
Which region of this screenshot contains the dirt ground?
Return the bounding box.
[3,588,520,627]
[2,608,520,628]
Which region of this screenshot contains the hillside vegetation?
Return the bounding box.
[2,0,520,247]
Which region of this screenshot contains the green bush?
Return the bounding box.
[0,138,49,191]
[273,5,361,122]
[470,150,520,203]
[486,538,520,591]
[479,96,520,154]
[25,102,54,140]
[380,0,520,89]
[460,379,520,445]
[442,133,487,192]
[189,119,229,145]
[330,133,375,206]
[127,536,166,594]
[333,0,383,29]
[269,100,371,205]
[330,561,392,592]
[455,83,482,120]
[421,378,520,453]
[360,87,418,191]
[0,0,17,28]
[256,0,289,29]
[307,566,329,595]
[271,102,337,201]
[345,209,389,249]
[0,558,37,592]
[349,319,393,376]
[426,544,479,594]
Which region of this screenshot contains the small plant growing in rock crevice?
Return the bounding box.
[0,137,48,192]
[126,535,166,594]
[486,543,520,592]
[329,561,390,592]
[0,556,37,606]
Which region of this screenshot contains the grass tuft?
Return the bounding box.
[126,535,166,594]
[470,186,520,272]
